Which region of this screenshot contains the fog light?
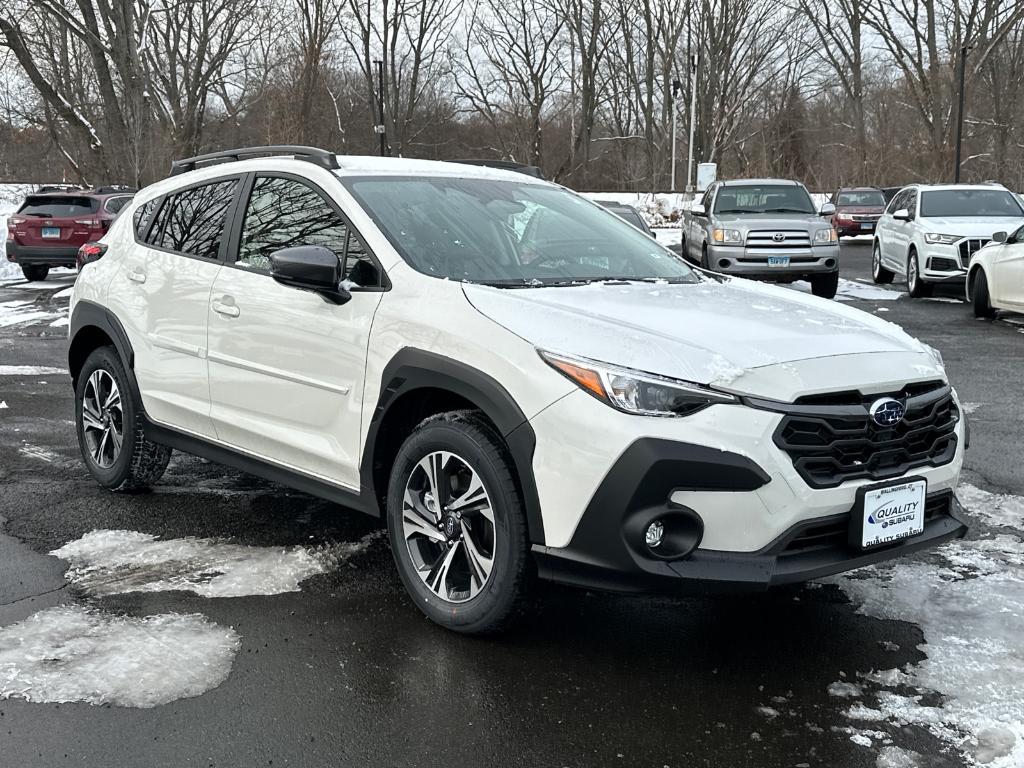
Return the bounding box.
[645,520,665,549]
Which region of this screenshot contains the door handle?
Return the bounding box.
[212,297,240,318]
[127,268,147,284]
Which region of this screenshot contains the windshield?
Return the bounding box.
[920,189,1024,218]
[713,185,815,214]
[342,176,697,285]
[836,190,885,206]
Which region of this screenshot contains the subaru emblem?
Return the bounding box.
[869,397,905,427]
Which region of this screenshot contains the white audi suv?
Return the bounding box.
[68,146,968,633]
[872,182,1024,297]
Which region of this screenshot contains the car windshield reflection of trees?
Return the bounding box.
[346,176,699,287]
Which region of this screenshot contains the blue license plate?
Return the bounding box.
[767,256,790,268]
[860,222,874,230]
[41,227,60,239]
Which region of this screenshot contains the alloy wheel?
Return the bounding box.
[402,450,496,603]
[908,254,918,291]
[81,369,123,469]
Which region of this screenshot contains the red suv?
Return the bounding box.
[829,186,887,238]
[5,186,135,281]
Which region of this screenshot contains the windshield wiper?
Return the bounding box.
[762,207,813,213]
[716,208,759,214]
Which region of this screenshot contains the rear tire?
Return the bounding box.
[75,347,171,491]
[811,271,839,299]
[386,410,531,634]
[871,242,894,284]
[906,249,932,298]
[971,270,996,319]
[21,265,48,282]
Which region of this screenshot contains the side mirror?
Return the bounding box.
[818,202,836,216]
[893,208,911,222]
[270,245,351,305]
[691,203,706,217]
[992,230,1008,243]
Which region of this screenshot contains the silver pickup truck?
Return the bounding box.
[680,178,841,298]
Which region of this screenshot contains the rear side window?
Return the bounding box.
[18,195,98,217]
[105,196,133,214]
[133,199,159,239]
[153,179,238,259]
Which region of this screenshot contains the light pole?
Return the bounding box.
[953,43,972,184]
[685,52,697,193]
[670,79,682,191]
[373,59,388,157]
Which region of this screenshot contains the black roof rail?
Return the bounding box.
[169,146,340,176]
[35,184,85,193]
[90,185,138,194]
[450,159,545,180]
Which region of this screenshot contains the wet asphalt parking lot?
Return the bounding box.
[1,240,1023,768]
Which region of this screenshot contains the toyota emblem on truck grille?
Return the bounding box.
[772,233,786,242]
[869,398,906,427]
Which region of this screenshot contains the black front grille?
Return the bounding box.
[958,238,987,264]
[779,493,951,554]
[928,256,960,272]
[769,386,959,489]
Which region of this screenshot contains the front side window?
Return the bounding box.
[712,185,815,215]
[920,189,1024,218]
[887,189,910,215]
[154,179,238,258]
[237,177,348,273]
[343,176,696,285]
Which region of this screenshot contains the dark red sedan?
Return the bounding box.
[829,187,887,238]
[5,185,135,281]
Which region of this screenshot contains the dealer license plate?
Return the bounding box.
[767,256,790,268]
[853,478,927,549]
[41,227,60,239]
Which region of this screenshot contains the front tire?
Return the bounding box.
[971,270,996,319]
[811,271,839,299]
[871,242,894,284]
[386,411,531,634]
[906,249,932,298]
[21,265,48,282]
[75,347,171,491]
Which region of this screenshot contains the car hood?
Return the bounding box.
[918,216,1024,238]
[463,278,934,391]
[712,213,826,229]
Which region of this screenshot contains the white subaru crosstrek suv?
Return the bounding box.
[68,146,968,633]
[872,182,1024,297]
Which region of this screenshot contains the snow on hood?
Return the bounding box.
[918,216,1024,238]
[463,277,931,387]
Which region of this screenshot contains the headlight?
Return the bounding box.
[539,351,738,417]
[813,228,838,244]
[712,228,742,244]
[924,233,960,245]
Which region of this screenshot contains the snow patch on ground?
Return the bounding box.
[0,365,69,376]
[52,529,382,598]
[652,228,683,248]
[957,484,1024,529]
[789,278,903,302]
[0,606,239,708]
[830,507,1024,768]
[19,444,60,463]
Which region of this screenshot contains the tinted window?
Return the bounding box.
[105,196,133,214]
[18,195,98,217]
[920,189,1024,217]
[133,199,159,239]
[344,176,696,285]
[836,190,885,206]
[237,177,348,273]
[712,185,815,214]
[886,189,910,214]
[155,180,238,258]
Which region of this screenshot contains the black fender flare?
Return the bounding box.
[68,300,144,409]
[361,348,545,545]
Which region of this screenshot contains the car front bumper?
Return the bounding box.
[6,242,80,267]
[705,243,839,280]
[919,244,968,282]
[529,387,966,594]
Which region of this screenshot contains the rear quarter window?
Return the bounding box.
[105,196,133,215]
[18,196,99,217]
[133,198,160,241]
